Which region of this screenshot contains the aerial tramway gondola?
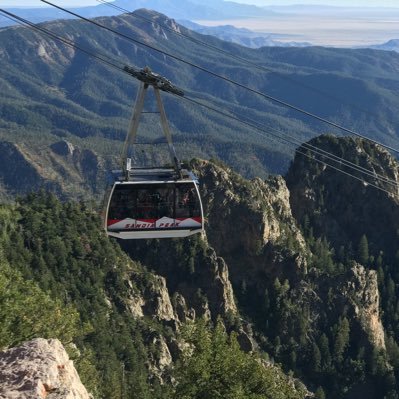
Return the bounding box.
[104,66,204,239]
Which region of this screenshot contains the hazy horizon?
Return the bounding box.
[237,0,399,7]
[3,0,399,8]
[2,0,399,48]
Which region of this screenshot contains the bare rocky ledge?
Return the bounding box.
[0,338,90,399]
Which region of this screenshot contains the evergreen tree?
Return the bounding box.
[173,319,307,399]
[333,317,350,364]
[311,342,322,373]
[357,234,369,265]
[315,386,326,399]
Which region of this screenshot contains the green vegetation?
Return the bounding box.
[0,192,307,398]
[279,135,399,398]
[174,318,307,399]
[0,193,162,397]
[0,252,82,349]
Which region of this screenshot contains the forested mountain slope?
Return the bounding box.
[3,141,399,398]
[0,166,312,399]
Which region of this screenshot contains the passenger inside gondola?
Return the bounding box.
[176,184,199,219]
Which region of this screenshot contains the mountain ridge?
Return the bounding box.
[0,0,272,28]
[1,8,399,198]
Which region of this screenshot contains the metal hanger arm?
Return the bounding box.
[121,82,147,172]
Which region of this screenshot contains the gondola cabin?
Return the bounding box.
[105,168,204,239]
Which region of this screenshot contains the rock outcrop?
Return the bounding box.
[342,264,385,350]
[0,139,101,201]
[286,135,399,258]
[192,159,307,289]
[141,275,176,322]
[0,338,90,399]
[196,160,306,255]
[122,241,237,325]
[49,140,101,194]
[285,136,391,352]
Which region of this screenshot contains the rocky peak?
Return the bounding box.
[0,338,90,399]
[286,135,399,258]
[344,264,385,350]
[192,159,307,285]
[133,9,182,37]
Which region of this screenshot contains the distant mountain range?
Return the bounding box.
[181,21,399,52]
[0,0,273,27]
[368,39,399,53]
[2,2,398,53]
[179,20,311,48]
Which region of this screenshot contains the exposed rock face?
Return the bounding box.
[143,9,182,38]
[49,141,100,193]
[125,273,175,321]
[0,141,59,195]
[147,335,173,383]
[141,275,176,322]
[50,140,75,157]
[0,338,90,399]
[122,240,237,324]
[192,159,307,286]
[308,263,386,353]
[196,160,305,254]
[342,264,385,350]
[173,293,195,323]
[283,135,399,353]
[0,139,101,200]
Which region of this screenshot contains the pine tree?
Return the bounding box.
[311,342,322,372]
[318,333,332,371]
[333,317,350,364]
[357,234,369,265]
[315,386,326,399]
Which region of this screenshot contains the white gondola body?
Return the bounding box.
[105,168,204,239]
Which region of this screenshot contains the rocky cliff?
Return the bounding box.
[0,338,90,399]
[121,238,237,326]
[286,135,399,258]
[194,159,308,284]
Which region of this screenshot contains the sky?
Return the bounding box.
[2,0,101,6]
[238,0,399,6]
[2,0,399,8]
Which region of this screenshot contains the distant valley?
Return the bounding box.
[178,20,311,48]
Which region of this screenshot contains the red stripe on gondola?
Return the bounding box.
[108,217,202,229]
[107,219,121,226]
[176,217,202,223]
